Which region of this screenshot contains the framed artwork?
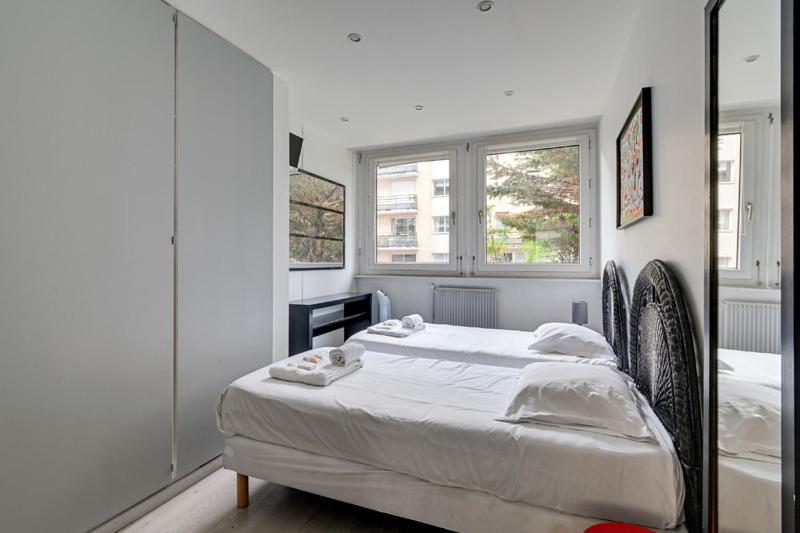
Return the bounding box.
[616,87,653,229]
[289,169,345,270]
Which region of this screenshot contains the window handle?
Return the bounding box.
[745,202,753,221]
[755,259,762,286]
[478,210,484,224]
[775,260,781,288]
[451,211,456,225]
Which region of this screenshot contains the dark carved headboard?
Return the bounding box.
[628,260,702,533]
[601,260,629,372]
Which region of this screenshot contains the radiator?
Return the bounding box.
[432,286,497,328]
[720,300,781,354]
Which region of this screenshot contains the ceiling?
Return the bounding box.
[167,0,642,149]
[718,0,781,109]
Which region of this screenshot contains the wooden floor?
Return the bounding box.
[121,468,446,533]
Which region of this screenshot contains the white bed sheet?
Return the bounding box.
[217,351,683,529]
[348,323,617,368]
[719,348,781,390]
[223,436,687,533]
[719,456,781,533]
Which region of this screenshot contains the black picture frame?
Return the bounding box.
[289,169,346,271]
[616,87,653,229]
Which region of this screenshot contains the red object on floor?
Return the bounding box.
[584,524,655,533]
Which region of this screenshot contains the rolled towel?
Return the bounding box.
[402,314,424,329]
[330,342,365,367]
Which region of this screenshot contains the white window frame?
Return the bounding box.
[358,127,597,278]
[472,130,595,276]
[432,215,449,234]
[433,178,450,197]
[717,110,775,286]
[361,143,461,275]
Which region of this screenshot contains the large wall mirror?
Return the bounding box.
[706,0,791,531]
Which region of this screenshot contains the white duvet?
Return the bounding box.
[217,351,683,529]
[348,322,618,368]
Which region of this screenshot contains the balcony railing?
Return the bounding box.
[377,234,418,248]
[377,194,417,211]
[377,163,418,177]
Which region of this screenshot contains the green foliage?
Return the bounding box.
[486,146,580,263]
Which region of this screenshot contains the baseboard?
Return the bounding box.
[90,455,223,533]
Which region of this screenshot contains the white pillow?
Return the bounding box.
[528,322,616,360]
[718,374,781,460]
[499,362,654,441]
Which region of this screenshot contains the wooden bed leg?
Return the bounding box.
[236,473,249,508]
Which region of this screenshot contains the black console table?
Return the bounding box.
[289,292,373,356]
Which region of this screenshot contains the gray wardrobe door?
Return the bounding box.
[175,14,274,476]
[0,2,175,532]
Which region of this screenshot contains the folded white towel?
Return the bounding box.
[402,314,424,329]
[269,350,362,387]
[330,342,365,367]
[367,324,414,337]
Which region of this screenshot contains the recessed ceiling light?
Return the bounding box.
[743,54,760,63]
[477,1,494,12]
[340,116,350,122]
[504,89,515,96]
[347,33,362,43]
[414,105,424,111]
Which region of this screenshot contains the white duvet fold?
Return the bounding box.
[216,351,682,529]
[350,323,617,368]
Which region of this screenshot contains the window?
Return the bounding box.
[371,153,455,267]
[289,170,345,270]
[717,111,779,287]
[483,143,582,267]
[433,178,450,197]
[432,215,449,233]
[718,160,734,182]
[360,129,595,276]
[717,208,733,232]
[718,256,734,269]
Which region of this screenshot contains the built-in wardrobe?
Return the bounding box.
[0,2,278,531]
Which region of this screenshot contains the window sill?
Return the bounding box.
[355,273,600,282]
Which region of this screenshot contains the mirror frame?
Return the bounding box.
[703,1,722,531]
[707,1,797,531]
[780,0,796,529]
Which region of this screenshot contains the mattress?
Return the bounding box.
[717,348,782,533]
[223,436,687,533]
[719,456,781,533]
[217,351,683,529]
[348,323,617,368]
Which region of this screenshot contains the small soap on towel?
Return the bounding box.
[402,314,424,329]
[330,342,365,367]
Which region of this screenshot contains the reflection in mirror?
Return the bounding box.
[716,0,781,531]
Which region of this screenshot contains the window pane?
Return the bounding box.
[290,237,343,266]
[290,204,343,239]
[290,172,344,212]
[376,159,449,264]
[717,133,742,270]
[485,145,580,264]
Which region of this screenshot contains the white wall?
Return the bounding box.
[356,276,602,334]
[272,76,290,361]
[598,1,705,336]
[288,122,356,348]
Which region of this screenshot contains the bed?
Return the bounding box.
[216,259,703,532]
[348,261,628,370]
[717,348,781,533]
